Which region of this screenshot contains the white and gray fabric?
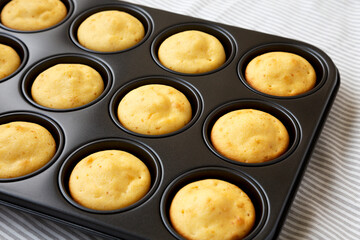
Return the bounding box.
[1,0,359,239]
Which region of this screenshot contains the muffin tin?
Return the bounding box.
[0,0,340,239]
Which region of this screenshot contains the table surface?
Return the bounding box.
[0,0,359,239]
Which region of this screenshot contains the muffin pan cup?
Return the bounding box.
[0,33,28,82]
[0,0,340,239]
[109,75,202,138]
[0,0,74,33]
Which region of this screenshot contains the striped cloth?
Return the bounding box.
[1,0,359,239]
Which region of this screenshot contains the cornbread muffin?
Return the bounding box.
[1,0,67,31]
[211,109,289,163]
[158,30,226,74]
[69,150,151,211]
[117,84,192,135]
[0,43,21,80]
[0,121,56,178]
[31,64,104,109]
[170,179,255,240]
[245,51,316,96]
[77,10,145,52]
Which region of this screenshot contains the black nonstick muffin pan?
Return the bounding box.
[0,0,340,239]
